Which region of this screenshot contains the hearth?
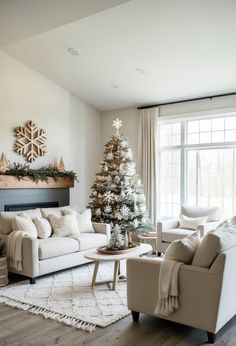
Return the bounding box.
[4,201,59,212]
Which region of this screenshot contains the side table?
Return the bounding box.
[138,232,157,254]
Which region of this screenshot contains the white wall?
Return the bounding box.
[0,50,102,208]
[70,95,102,207]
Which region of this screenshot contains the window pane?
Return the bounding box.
[225,116,236,130]
[198,149,233,218]
[160,123,181,147]
[225,130,236,142]
[200,119,211,132]
[188,121,199,133]
[212,131,224,143]
[188,133,199,144]
[212,118,224,131]
[160,150,181,217]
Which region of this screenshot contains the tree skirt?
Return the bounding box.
[0,261,130,332]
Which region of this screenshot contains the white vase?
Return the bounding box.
[0,257,8,286]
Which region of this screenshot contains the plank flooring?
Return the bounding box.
[0,275,236,346]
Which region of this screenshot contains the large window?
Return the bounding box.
[159,114,236,218]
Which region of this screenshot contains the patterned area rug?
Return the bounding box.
[0,261,130,332]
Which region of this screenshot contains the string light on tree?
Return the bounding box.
[88,118,153,234]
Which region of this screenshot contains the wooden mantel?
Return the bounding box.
[0,175,74,189]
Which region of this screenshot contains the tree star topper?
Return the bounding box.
[112,118,122,134]
[14,120,47,162]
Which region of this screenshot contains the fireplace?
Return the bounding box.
[0,189,70,212]
[4,201,59,212]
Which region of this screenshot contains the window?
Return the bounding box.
[159,114,236,218]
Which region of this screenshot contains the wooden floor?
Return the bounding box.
[0,302,236,346]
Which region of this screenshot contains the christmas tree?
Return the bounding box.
[88,118,153,234]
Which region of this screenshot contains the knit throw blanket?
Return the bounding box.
[7,231,30,271]
[154,259,183,316]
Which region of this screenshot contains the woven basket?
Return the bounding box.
[0,257,8,286]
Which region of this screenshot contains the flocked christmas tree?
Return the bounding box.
[88,118,153,234]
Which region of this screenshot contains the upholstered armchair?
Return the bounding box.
[157,206,221,255]
[127,242,236,344]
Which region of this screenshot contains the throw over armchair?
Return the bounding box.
[157,206,221,255]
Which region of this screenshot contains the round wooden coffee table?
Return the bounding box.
[84,243,152,291]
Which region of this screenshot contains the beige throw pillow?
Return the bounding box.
[49,214,80,237]
[164,232,200,264]
[33,217,52,239]
[0,208,41,234]
[192,227,236,268]
[179,214,208,231]
[12,214,38,238]
[63,209,94,233]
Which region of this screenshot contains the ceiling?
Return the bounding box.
[1,0,236,111]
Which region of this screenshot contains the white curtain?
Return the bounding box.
[138,107,159,226]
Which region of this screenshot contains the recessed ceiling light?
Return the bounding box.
[110,83,119,89]
[136,67,147,74]
[68,47,80,56]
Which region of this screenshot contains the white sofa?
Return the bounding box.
[127,242,236,344]
[157,206,221,255]
[0,207,110,284]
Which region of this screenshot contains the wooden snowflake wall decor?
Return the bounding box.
[14,120,47,162]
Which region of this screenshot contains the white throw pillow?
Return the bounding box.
[33,217,52,239]
[12,214,38,238]
[41,207,62,218]
[49,214,80,237]
[179,214,208,231]
[164,232,200,264]
[192,227,236,268]
[63,209,94,233]
[0,208,41,234]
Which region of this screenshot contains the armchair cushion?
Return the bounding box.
[181,206,221,222]
[162,228,194,243]
[179,215,208,230]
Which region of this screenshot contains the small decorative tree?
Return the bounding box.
[88,118,153,235]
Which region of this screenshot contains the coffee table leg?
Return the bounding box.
[112,260,119,291]
[92,261,100,287]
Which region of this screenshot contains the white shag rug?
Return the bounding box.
[0,261,130,332]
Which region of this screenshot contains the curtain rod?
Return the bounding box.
[137,92,236,110]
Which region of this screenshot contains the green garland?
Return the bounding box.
[5,163,79,183]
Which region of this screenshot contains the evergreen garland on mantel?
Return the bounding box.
[3,163,78,183]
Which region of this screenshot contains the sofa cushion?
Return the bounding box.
[0,208,41,234]
[70,233,107,251]
[38,237,79,260]
[179,215,208,230]
[181,205,221,222]
[162,228,194,243]
[33,217,52,239]
[164,232,200,264]
[192,227,236,268]
[49,214,80,237]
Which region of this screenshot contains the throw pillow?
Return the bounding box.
[12,214,38,238]
[179,214,208,231]
[62,209,94,233]
[33,217,52,239]
[164,232,200,264]
[0,211,19,234]
[41,207,62,219]
[192,227,236,268]
[49,214,80,237]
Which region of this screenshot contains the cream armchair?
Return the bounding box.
[157,206,221,255]
[127,244,236,344]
